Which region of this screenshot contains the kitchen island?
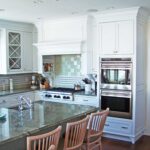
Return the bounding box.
[0,101,97,150]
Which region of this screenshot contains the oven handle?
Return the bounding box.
[101,67,131,70]
[101,91,131,98]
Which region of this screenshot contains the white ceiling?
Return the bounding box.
[0,0,150,23]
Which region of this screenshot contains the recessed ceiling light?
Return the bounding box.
[0,9,5,12]
[87,9,98,13]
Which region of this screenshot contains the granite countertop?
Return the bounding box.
[0,101,97,145]
[0,88,38,97]
[74,91,97,97]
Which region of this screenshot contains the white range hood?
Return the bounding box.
[34,40,85,55]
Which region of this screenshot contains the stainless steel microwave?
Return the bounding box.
[100,58,132,90]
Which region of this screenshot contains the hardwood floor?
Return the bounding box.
[58,135,150,150]
[102,136,150,150]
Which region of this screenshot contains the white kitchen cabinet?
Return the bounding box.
[81,15,98,74]
[96,7,147,143]
[0,95,18,108]
[8,32,22,71]
[100,22,116,54]
[91,25,98,73]
[104,117,132,137]
[22,32,33,72]
[20,91,35,101]
[74,95,99,107]
[99,20,134,55]
[0,91,35,108]
[34,91,45,101]
[0,28,33,74]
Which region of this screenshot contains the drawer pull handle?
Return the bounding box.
[121,126,128,129]
[83,99,88,101]
[0,100,6,104]
[105,124,110,127]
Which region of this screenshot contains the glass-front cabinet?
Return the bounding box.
[8,32,22,71]
[0,28,33,74]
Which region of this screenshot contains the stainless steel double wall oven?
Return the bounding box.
[100,58,132,119]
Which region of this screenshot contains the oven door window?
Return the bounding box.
[101,96,130,113]
[101,69,130,85]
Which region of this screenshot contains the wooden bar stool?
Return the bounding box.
[83,108,109,150]
[48,145,56,150]
[27,126,62,150]
[64,115,89,150]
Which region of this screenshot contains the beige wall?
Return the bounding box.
[145,19,150,135]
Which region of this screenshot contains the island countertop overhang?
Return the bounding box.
[0,101,98,146]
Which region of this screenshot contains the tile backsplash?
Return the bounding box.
[55,54,81,76]
[0,73,33,91]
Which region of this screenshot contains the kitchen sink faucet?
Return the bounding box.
[18,96,32,111]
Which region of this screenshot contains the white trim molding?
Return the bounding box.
[34,40,85,55]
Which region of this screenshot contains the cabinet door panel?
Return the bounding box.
[100,22,116,54]
[22,32,33,72]
[118,21,134,54]
[8,31,22,72]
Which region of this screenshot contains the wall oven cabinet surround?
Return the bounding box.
[101,58,132,90]
[0,28,33,74]
[101,89,132,119]
[96,7,147,143]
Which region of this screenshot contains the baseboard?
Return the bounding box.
[144,128,150,136]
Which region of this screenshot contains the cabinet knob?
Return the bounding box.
[114,50,118,53]
[83,99,88,101]
[121,126,128,129]
[0,100,6,104]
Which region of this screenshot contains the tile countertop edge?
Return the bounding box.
[0,106,98,146]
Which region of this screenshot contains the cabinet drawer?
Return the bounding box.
[74,95,99,107]
[34,91,45,101]
[0,96,18,108]
[104,121,132,135]
[0,91,35,108]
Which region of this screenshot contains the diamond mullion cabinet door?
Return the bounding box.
[7,31,23,73]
